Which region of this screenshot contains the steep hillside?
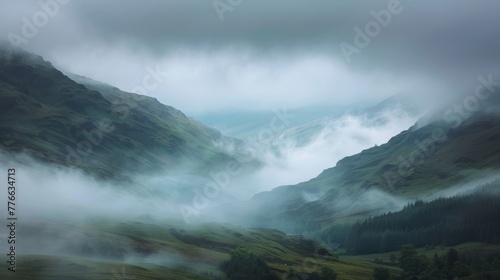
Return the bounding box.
[227,90,500,232]
[321,179,500,255]
[0,46,246,182]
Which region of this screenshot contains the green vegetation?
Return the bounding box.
[0,46,249,184]
[342,242,500,280]
[319,182,500,255]
[236,95,500,232]
[0,220,344,279]
[221,248,280,280]
[286,267,338,280]
[2,46,500,280]
[373,267,390,280]
[394,245,500,280]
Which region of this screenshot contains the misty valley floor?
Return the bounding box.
[1,219,500,279]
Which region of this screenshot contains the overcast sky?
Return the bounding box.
[1,0,499,115]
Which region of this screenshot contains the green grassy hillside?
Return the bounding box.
[0,46,248,183]
[232,92,500,232]
[0,220,345,280]
[3,219,498,279]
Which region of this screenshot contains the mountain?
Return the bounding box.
[195,105,350,139]
[0,45,249,184]
[3,44,500,279]
[222,88,500,232]
[199,93,424,155]
[322,179,500,255]
[271,92,425,150]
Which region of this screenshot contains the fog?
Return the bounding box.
[0,153,222,267]
[0,0,500,272]
[49,48,438,115]
[0,154,177,222]
[426,172,500,200]
[3,0,497,116]
[230,107,421,197]
[1,140,499,264]
[0,101,420,227]
[0,102,423,222]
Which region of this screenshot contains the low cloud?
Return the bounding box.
[229,107,420,198]
[0,153,181,224]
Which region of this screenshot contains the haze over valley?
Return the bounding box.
[1,1,500,279]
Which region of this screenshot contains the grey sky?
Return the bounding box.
[1,0,499,114]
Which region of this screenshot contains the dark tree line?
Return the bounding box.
[320,181,500,255]
[374,245,500,280]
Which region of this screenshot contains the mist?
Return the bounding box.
[0,101,425,228]
[4,0,490,116]
[426,172,500,200]
[0,102,420,228]
[50,47,436,115]
[2,1,500,278]
[224,106,421,198]
[0,152,229,268]
[0,152,188,223]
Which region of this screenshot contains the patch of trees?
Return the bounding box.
[320,188,500,254]
[374,244,500,280]
[220,248,280,280]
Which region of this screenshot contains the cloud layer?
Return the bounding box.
[2,0,498,114]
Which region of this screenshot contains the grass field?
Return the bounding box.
[0,220,335,279]
[2,218,500,279]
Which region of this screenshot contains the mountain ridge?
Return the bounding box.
[0,45,249,186]
[220,90,500,232]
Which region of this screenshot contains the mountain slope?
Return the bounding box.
[272,92,425,149]
[226,90,500,232]
[0,46,246,182]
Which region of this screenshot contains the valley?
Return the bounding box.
[1,2,500,278]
